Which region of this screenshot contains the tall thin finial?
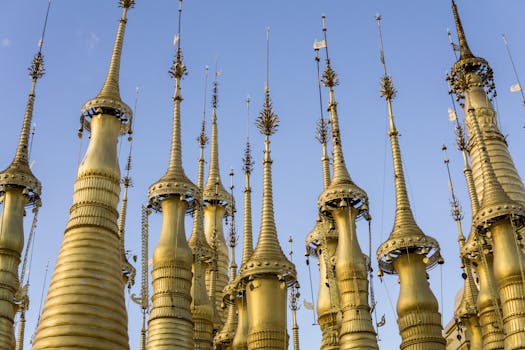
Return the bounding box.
[266,27,270,88]
[451,0,474,60]
[246,96,251,141]
[442,145,465,243]
[80,0,135,135]
[313,46,330,189]
[376,15,441,274]
[447,28,459,61]
[257,29,279,139]
[149,0,197,210]
[288,236,301,350]
[241,98,254,265]
[0,0,52,205]
[198,67,210,148]
[239,27,295,284]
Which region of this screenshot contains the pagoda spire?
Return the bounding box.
[117,88,139,291]
[0,5,49,347]
[442,146,483,349]
[80,1,133,136]
[305,44,340,350]
[448,1,525,210]
[314,17,378,350]
[241,97,254,266]
[238,27,296,349]
[451,0,474,60]
[146,1,198,348]
[215,170,239,349]
[467,100,525,348]
[230,101,254,350]
[188,66,214,350]
[374,15,445,350]
[33,2,134,349]
[203,69,232,327]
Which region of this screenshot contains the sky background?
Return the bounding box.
[1,1,525,349]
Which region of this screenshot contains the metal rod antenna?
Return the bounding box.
[38,0,52,54]
[177,0,182,49]
[314,49,325,122]
[321,15,330,62]
[203,66,209,123]
[376,15,388,76]
[502,34,525,106]
[266,27,270,88]
[246,95,251,141]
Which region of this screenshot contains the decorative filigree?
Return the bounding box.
[321,61,339,88]
[242,141,254,174]
[212,80,219,110]
[256,88,279,136]
[455,121,467,152]
[315,117,330,144]
[119,0,135,9]
[29,52,45,80]
[447,57,496,107]
[380,74,397,100]
[197,120,208,147]
[169,48,187,79]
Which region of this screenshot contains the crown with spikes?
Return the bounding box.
[446,0,496,105]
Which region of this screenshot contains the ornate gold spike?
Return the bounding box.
[375,15,445,350]
[315,117,329,145]
[119,0,135,8]
[238,29,296,350]
[255,86,279,136]
[80,2,133,134]
[321,63,339,88]
[379,75,396,101]
[448,1,496,105]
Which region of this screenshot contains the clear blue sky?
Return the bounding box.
[1,1,525,349]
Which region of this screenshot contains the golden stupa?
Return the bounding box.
[2,1,525,350]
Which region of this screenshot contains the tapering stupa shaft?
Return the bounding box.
[317,67,377,348]
[0,11,46,344]
[239,83,296,349]
[308,116,340,350]
[455,125,502,349]
[449,1,525,209]
[203,94,231,326]
[32,3,134,348]
[147,38,198,349]
[449,4,525,347]
[215,232,238,349]
[376,69,444,348]
[189,123,214,350]
[231,140,254,350]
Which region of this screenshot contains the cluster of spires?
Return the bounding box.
[2,0,525,349]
